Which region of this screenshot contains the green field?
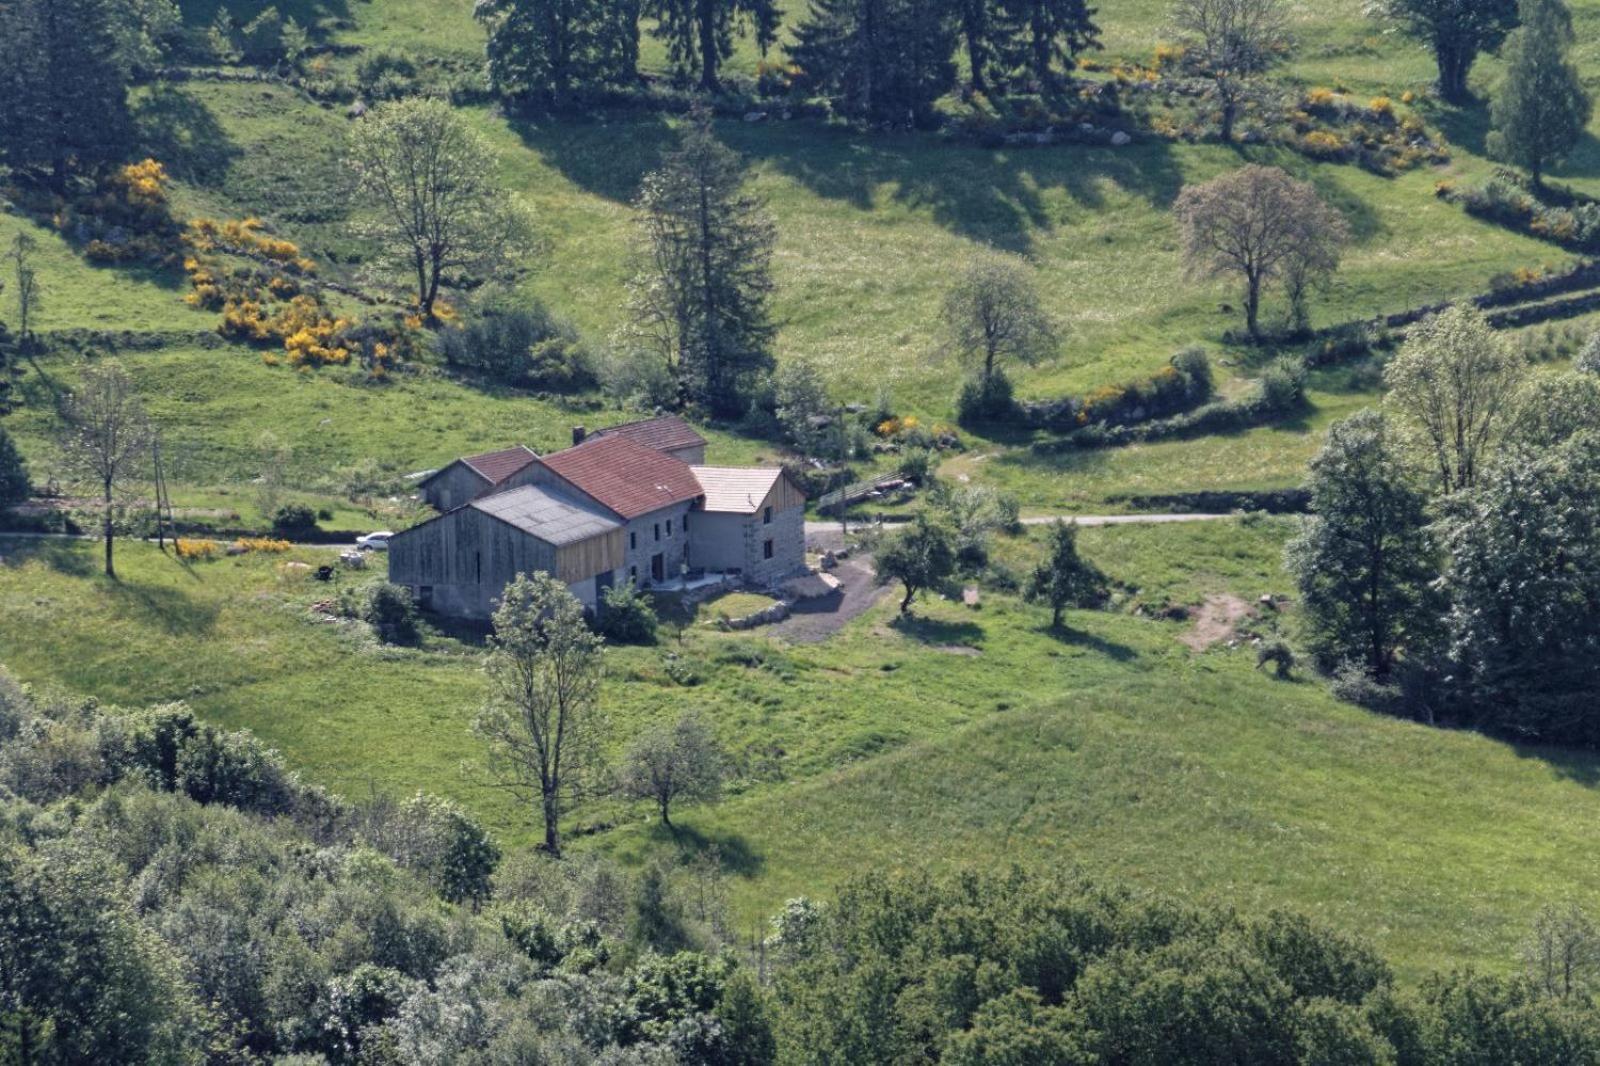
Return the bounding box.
[4,521,1599,979]
[7,0,1600,992]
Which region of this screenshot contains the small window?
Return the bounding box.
[654,523,661,542]
[682,513,690,532]
[630,565,638,580]
[666,519,673,536]
[418,586,434,608]
[630,531,637,550]
[763,539,775,560]
[764,506,773,525]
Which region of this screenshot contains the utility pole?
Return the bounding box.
[152,436,174,551]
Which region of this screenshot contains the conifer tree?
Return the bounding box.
[789,0,960,126]
[0,0,133,188]
[996,0,1102,87]
[646,0,780,93]
[1489,0,1591,188]
[630,107,776,415]
[475,0,641,104]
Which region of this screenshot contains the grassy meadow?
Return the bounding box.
[4,520,1600,980]
[8,0,1600,991]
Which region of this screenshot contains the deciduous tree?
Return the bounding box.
[1369,0,1518,104]
[876,512,958,615]
[7,235,43,353]
[1437,434,1600,744]
[474,573,607,856]
[346,98,535,323]
[629,107,776,415]
[1175,165,1344,340]
[942,253,1057,384]
[58,361,153,579]
[1488,0,1590,188]
[619,713,726,826]
[1382,305,1526,495]
[0,428,30,513]
[1285,409,1439,680]
[1170,0,1293,141]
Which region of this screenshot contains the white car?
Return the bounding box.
[356,531,395,552]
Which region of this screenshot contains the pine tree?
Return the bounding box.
[0,0,133,187]
[789,0,960,126]
[1489,0,1591,188]
[631,107,777,415]
[475,0,641,104]
[646,0,780,93]
[996,0,1102,87]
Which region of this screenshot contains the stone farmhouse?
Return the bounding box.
[389,416,807,620]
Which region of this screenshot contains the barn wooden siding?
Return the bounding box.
[390,508,623,591]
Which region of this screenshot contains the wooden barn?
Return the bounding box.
[416,446,540,513]
[388,484,624,619]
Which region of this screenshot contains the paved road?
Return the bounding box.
[804,513,1231,536]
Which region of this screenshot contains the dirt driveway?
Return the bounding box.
[768,558,889,644]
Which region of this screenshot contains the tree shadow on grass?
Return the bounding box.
[133,84,244,187]
[1425,101,1491,160]
[0,537,96,576]
[648,820,765,878]
[507,111,678,205]
[729,122,1188,255]
[1041,623,1137,662]
[1509,737,1600,789]
[891,612,985,648]
[104,578,221,636]
[512,109,1187,255]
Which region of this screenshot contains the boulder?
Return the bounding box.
[1111,131,1133,147]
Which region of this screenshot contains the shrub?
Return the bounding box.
[364,583,421,646]
[1576,333,1600,374]
[435,303,596,392]
[1256,639,1296,679]
[271,503,319,538]
[597,581,658,645]
[1258,357,1309,413]
[898,449,936,486]
[1328,660,1401,712]
[357,49,421,101]
[955,369,1017,425]
[174,539,219,561]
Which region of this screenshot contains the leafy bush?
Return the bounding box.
[270,503,319,538]
[436,303,597,392]
[955,369,1016,425]
[1576,333,1600,374]
[1022,347,1214,430]
[364,583,421,646]
[357,49,422,101]
[1258,357,1310,413]
[597,581,658,645]
[898,449,936,485]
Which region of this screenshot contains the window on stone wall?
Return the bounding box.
[763,539,774,560]
[630,531,637,550]
[763,506,773,525]
[654,523,661,542]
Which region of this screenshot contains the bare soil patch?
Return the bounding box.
[1179,594,1255,651]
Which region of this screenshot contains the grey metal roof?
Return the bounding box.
[471,485,621,546]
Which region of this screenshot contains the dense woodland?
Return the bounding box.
[6,0,1600,1060]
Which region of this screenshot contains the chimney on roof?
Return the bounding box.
[572,426,587,446]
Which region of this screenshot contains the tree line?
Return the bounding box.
[478,0,1103,123]
[9,665,1600,1063]
[1288,305,1600,746]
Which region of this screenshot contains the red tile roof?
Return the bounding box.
[592,415,707,455]
[539,436,703,520]
[460,446,539,485]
